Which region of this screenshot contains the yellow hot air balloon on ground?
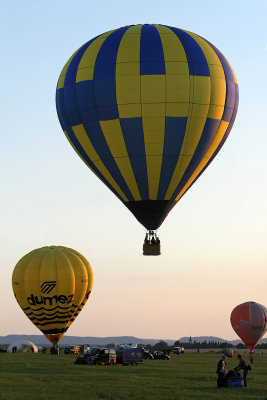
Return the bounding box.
[12,246,93,345]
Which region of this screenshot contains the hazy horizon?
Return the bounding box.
[0,332,245,343]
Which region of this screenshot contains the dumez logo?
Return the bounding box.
[40,281,56,294]
[27,280,76,307]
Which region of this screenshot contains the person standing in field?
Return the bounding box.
[216,354,227,387]
[234,354,251,387]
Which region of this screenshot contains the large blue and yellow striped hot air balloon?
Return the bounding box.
[56,24,238,254]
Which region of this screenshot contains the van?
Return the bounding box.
[75,348,116,365]
[94,348,116,365]
[116,347,144,365]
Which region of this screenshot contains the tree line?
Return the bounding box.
[96,340,267,350]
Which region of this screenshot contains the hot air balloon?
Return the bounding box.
[56,24,239,254]
[230,301,267,350]
[12,246,93,345]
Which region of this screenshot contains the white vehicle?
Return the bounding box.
[173,346,184,354]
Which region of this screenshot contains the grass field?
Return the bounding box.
[1,351,267,400]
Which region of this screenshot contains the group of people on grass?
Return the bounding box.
[217,353,251,387]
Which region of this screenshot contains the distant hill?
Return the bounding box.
[176,336,267,345]
[1,334,266,346]
[0,335,174,346]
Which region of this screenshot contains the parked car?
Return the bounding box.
[173,346,184,354]
[64,345,81,355]
[116,347,144,366]
[0,347,7,353]
[80,344,90,353]
[75,348,116,365]
[153,351,170,360]
[75,347,98,364]
[143,349,154,359]
[223,349,234,357]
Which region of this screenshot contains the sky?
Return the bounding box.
[1,0,267,342]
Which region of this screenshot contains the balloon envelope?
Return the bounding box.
[7,340,38,353]
[230,301,267,350]
[12,246,93,344]
[56,24,239,230]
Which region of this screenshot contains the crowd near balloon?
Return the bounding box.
[10,23,266,389]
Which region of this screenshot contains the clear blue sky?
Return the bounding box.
[1,0,267,341]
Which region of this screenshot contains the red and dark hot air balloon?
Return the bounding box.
[230,301,267,350]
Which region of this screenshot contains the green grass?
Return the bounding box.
[1,352,267,400]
